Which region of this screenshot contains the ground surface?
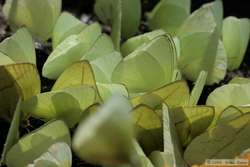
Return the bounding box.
[0,0,249,166]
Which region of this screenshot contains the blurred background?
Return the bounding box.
[60,0,250,17]
[0,0,249,36]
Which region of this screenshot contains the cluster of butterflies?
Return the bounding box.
[0,0,250,167]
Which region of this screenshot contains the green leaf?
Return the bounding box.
[184,113,250,165]
[148,0,191,35]
[27,142,72,167]
[172,106,214,146]
[43,23,102,79]
[0,63,40,120]
[132,105,162,154]
[21,86,96,127]
[131,80,189,109]
[222,16,250,70]
[73,96,134,166]
[3,0,62,41]
[0,28,36,64]
[52,12,86,49]
[112,35,176,93]
[121,30,166,57]
[206,83,250,127]
[6,120,71,167]
[0,99,21,165]
[177,2,220,83]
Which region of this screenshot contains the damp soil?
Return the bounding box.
[0,0,249,166]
